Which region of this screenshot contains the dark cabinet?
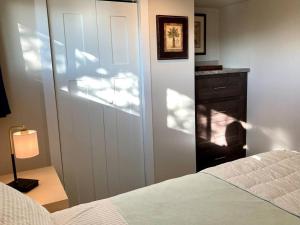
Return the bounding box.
[195,72,248,171]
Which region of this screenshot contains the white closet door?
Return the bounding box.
[47,0,145,206]
[96,0,145,196]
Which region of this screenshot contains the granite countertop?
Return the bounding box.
[195,68,250,76]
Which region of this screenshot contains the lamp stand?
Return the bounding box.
[7,126,39,193]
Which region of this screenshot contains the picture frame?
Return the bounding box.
[156,15,189,60]
[195,14,206,55]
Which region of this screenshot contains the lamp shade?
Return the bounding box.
[13,130,39,159]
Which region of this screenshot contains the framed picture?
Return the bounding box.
[156,15,188,60]
[195,14,206,55]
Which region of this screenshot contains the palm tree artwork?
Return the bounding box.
[157,16,188,59]
[167,26,180,48]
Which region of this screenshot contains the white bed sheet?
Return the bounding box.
[52,199,127,225]
[204,150,300,216]
[52,150,300,225]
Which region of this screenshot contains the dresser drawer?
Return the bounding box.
[196,149,246,171]
[195,71,248,171]
[196,145,246,171]
[196,98,246,146]
[196,74,244,100]
[197,98,245,121]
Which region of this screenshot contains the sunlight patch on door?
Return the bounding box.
[64,73,140,116]
[114,73,140,116]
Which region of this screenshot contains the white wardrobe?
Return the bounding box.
[47,0,145,205]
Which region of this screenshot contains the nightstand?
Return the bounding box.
[0,166,69,212]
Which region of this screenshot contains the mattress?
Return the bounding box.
[52,150,300,225]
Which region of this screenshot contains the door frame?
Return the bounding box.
[35,0,63,179]
[42,0,155,185]
[137,0,154,185]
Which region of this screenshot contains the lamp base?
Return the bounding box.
[8,178,39,193]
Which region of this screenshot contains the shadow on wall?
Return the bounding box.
[0,0,51,175]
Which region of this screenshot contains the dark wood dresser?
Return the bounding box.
[195,69,249,171]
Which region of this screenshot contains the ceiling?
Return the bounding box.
[195,0,246,8]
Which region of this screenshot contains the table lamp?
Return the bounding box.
[7,125,40,192]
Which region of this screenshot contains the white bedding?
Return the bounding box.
[0,181,53,225]
[52,200,127,225]
[52,150,300,225]
[204,150,300,216]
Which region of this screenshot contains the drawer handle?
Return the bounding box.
[213,86,227,90]
[214,156,226,161]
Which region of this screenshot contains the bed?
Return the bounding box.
[1,150,300,225]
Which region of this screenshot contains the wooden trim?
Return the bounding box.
[36,0,64,181]
[101,0,137,2]
[195,13,206,55]
[195,65,223,71]
[138,0,155,185]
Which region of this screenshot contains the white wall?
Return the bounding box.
[195,7,220,63]
[220,0,300,154]
[148,0,196,182]
[0,0,51,174]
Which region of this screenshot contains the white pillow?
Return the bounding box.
[0,181,54,225]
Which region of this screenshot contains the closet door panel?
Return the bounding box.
[97,0,145,195]
[96,1,139,74]
[68,86,95,204]
[48,0,145,205]
[56,91,80,205]
[103,107,121,196]
[48,0,108,205]
[88,100,109,200]
[117,111,145,193]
